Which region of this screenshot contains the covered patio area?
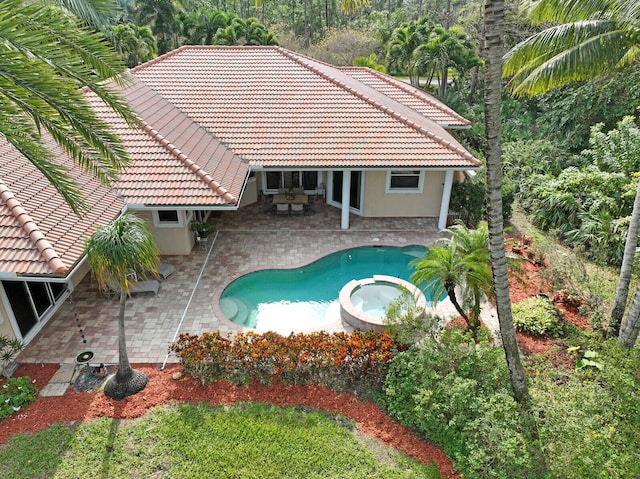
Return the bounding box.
[16,202,444,367]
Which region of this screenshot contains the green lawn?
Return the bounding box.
[0,402,441,479]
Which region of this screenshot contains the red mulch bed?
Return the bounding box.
[0,363,459,478]
[0,240,593,479]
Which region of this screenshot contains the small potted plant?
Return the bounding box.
[189,221,216,240]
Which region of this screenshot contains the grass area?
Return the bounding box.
[0,402,441,479]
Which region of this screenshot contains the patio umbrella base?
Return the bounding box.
[104,369,149,401]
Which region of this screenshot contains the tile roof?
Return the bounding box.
[0,45,480,276]
[338,67,471,128]
[86,80,248,206]
[0,140,125,276]
[130,46,481,169]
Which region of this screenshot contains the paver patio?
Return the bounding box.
[16,201,449,367]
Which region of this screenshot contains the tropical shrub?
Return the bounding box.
[528,342,640,479]
[0,335,23,376]
[381,328,541,478]
[0,376,37,420]
[384,288,442,345]
[512,295,564,337]
[171,330,401,398]
[449,170,514,226]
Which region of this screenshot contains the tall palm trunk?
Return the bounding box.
[607,178,640,337]
[116,290,133,380]
[103,289,149,400]
[483,0,527,402]
[620,284,640,347]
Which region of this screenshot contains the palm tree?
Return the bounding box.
[485,0,528,401]
[411,223,493,336]
[387,18,436,87]
[502,0,639,97]
[502,0,640,345]
[136,0,180,54]
[189,9,229,45]
[111,23,157,68]
[0,0,136,214]
[619,283,640,347]
[85,213,159,400]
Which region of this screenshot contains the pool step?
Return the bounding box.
[219,297,250,326]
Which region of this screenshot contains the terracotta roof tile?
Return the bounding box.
[85,79,249,206]
[0,140,125,275]
[130,46,481,170]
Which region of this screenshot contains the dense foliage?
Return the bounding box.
[171,330,401,397]
[509,116,640,265]
[381,328,640,478]
[512,295,563,337]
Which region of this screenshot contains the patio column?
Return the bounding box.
[341,169,351,230]
[438,170,454,230]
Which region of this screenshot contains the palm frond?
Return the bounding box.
[523,0,619,24]
[504,21,629,96]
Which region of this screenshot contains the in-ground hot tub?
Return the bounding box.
[339,275,427,332]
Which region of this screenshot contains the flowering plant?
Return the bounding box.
[0,376,37,419]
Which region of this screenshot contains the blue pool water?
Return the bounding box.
[219,245,428,333]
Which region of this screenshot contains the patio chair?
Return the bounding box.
[157,263,175,279]
[276,203,290,216]
[129,279,160,295]
[126,271,160,295]
[290,203,304,216]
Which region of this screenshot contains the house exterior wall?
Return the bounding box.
[362,170,445,217]
[135,210,194,256]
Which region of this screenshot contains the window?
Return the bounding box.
[153,210,183,227]
[386,170,424,193]
[264,171,318,192]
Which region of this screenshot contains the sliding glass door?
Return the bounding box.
[2,280,67,339]
[330,171,362,211]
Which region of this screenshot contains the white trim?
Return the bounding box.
[438,170,454,230]
[152,209,184,228]
[385,170,425,193]
[0,280,70,343]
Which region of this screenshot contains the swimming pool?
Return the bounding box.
[219,245,428,333]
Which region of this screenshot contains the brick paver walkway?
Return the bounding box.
[17,201,452,367]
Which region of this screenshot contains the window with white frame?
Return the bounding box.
[152,209,183,227]
[386,170,424,193]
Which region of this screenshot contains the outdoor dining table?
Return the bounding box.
[273,194,308,204]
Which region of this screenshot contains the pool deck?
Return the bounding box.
[15,201,498,368]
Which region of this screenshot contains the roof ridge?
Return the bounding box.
[139,122,238,204]
[343,67,470,127]
[0,180,68,274]
[277,49,479,165]
[129,45,191,73]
